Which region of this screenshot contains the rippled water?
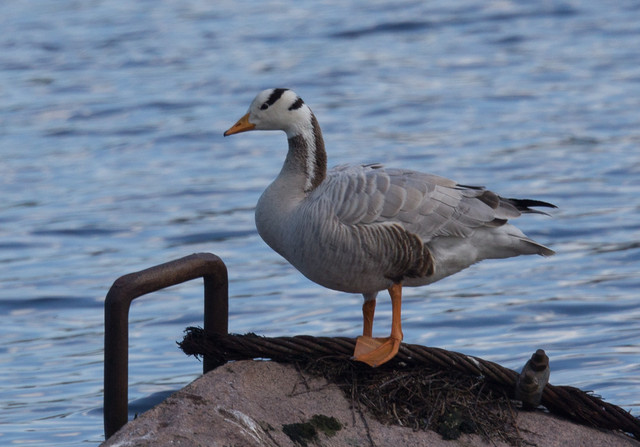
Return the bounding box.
[1,1,640,445]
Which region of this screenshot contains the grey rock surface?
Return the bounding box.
[101,360,639,447]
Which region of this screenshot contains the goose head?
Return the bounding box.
[224,88,310,138]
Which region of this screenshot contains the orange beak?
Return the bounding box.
[223,112,255,136]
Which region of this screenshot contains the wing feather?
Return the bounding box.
[302,163,553,282]
[314,164,543,242]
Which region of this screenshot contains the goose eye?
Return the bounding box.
[260,103,269,110]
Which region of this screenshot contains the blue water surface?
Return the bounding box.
[1,1,639,445]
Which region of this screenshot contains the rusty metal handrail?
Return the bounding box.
[103,253,228,439]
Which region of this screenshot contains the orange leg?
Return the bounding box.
[353,283,403,367]
[362,299,376,337]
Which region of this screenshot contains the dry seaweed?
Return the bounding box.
[302,357,530,446]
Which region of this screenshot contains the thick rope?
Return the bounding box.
[179,328,640,439]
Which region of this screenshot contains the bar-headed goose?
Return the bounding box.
[224,88,555,367]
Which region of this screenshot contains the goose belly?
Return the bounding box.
[255,202,394,294]
[291,242,395,294]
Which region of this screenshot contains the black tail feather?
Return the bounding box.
[505,198,557,215]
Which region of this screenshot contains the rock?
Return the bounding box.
[101,360,639,447]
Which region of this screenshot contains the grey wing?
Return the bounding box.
[307,164,436,281]
[319,164,521,242]
[309,164,554,282]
